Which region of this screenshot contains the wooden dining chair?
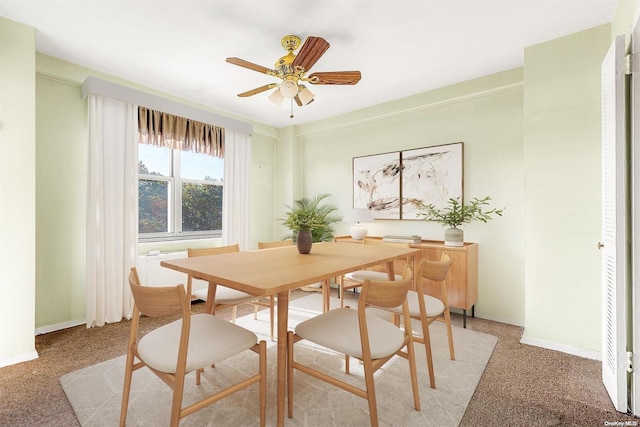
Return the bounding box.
[338,238,410,307]
[385,253,454,389]
[287,276,420,427]
[120,268,266,427]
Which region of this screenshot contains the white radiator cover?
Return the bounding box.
[137,251,208,294]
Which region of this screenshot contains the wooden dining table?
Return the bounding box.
[161,241,419,426]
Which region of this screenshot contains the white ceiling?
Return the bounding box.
[1,0,619,129]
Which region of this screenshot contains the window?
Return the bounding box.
[138,143,224,240]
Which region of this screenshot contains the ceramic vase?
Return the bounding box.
[444,228,464,247]
[297,229,313,254]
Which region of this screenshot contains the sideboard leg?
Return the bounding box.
[463,309,467,328]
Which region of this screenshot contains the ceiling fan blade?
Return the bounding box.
[226,57,277,76]
[237,84,278,97]
[308,71,362,85]
[291,36,330,72]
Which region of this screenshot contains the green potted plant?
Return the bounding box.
[418,196,504,246]
[282,193,342,254]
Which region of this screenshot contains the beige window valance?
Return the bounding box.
[138,106,224,158]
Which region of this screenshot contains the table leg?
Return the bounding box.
[322,279,330,312]
[205,281,218,315]
[385,260,396,281]
[276,290,289,427]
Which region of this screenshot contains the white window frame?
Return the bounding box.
[138,147,223,242]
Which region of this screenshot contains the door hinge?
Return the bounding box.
[627,351,634,373]
[626,53,633,75]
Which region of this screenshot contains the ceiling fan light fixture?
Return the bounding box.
[297,85,315,105]
[279,80,298,98]
[268,88,284,106]
[228,35,361,114]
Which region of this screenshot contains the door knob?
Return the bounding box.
[598,242,604,250]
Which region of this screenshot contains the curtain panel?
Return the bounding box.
[138,106,224,157]
[86,95,138,328]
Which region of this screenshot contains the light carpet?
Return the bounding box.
[60,294,497,426]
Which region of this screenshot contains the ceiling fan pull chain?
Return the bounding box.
[290,99,294,119]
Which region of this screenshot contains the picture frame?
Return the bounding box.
[401,142,463,220]
[352,151,401,219]
[352,142,463,220]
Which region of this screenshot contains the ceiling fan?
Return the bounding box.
[226,35,361,115]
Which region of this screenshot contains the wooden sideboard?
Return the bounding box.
[334,236,478,327]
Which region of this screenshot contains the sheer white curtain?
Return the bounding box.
[86,95,138,328]
[222,130,251,250]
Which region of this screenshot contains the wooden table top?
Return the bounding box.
[161,241,419,296]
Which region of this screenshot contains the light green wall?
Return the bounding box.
[522,24,610,354]
[296,69,525,326]
[35,75,87,328]
[0,18,37,365]
[250,129,280,244]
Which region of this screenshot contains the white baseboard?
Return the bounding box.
[520,332,601,361]
[0,350,39,368]
[35,319,85,336]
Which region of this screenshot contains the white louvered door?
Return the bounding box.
[601,34,628,413]
[632,17,640,415]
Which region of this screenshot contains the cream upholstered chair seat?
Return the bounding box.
[344,270,403,283]
[192,286,257,306]
[295,308,405,360]
[388,291,446,320]
[137,313,259,374]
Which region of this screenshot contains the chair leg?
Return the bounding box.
[169,374,186,427]
[287,331,294,418]
[119,351,135,427]
[444,310,456,360]
[253,303,259,320]
[421,317,436,389]
[405,338,421,411]
[258,340,267,427]
[231,305,238,323]
[362,362,379,427]
[269,296,275,342]
[196,368,203,385]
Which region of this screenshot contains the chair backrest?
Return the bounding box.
[128,267,189,318]
[358,276,413,364]
[360,277,412,310]
[188,243,240,258]
[257,239,293,249]
[418,252,451,282]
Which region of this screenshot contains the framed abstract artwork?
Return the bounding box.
[401,142,463,220]
[352,142,463,220]
[352,152,401,219]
